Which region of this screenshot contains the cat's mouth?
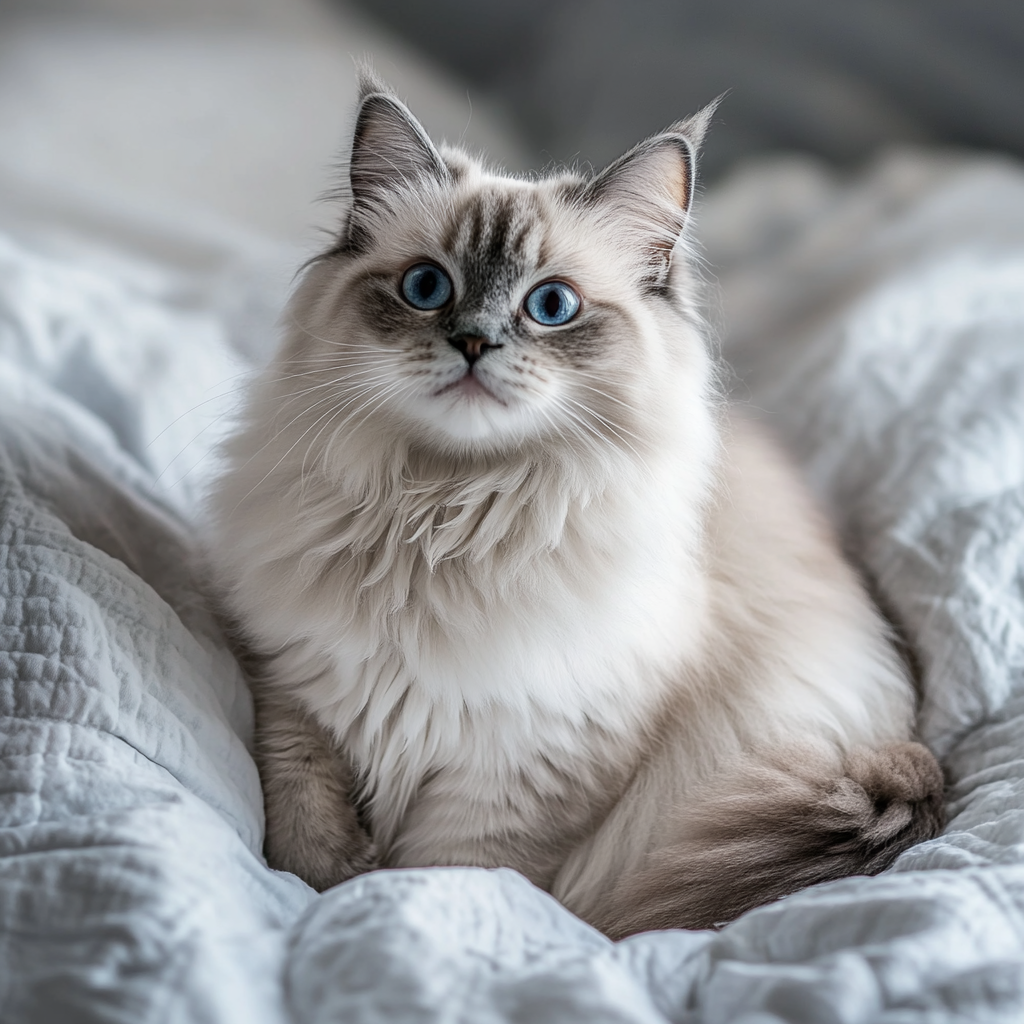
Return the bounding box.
[434,371,507,406]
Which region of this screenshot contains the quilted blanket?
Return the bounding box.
[1,151,1023,1023]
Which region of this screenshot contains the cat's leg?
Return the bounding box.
[253,683,378,891]
[555,740,943,938]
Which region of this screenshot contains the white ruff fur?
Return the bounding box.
[209,82,921,924]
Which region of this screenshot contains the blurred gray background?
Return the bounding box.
[0,0,1020,249]
[345,0,1024,179]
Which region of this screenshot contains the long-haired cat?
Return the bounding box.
[209,70,943,936]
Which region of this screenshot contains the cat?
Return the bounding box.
[208,69,944,937]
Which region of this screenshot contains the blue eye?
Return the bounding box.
[401,263,453,310]
[525,281,581,326]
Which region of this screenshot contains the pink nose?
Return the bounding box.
[448,334,502,366]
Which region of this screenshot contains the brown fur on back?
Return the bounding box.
[595,742,945,938]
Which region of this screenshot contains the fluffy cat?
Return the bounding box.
[209,70,944,936]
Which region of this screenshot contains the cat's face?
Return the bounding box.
[284,79,713,461]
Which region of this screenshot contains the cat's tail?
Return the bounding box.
[596,741,944,938]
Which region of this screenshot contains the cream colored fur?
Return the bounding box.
[208,76,936,933]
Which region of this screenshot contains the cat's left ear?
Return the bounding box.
[584,100,719,274]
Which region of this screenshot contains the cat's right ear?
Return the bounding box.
[343,75,451,249]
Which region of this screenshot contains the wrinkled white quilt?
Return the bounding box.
[1,151,1023,1023]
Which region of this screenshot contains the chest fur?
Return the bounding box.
[296,566,674,832]
[284,514,699,875]
[240,455,708,873]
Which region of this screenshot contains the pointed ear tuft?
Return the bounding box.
[667,93,725,161]
[355,60,392,104]
[345,76,450,245]
[584,97,722,274]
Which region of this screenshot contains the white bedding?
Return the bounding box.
[1,147,1022,1022]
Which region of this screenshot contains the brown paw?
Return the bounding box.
[840,741,946,854]
[266,819,379,892]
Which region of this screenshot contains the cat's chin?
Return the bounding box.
[406,382,544,450]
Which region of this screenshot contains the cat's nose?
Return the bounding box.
[448,334,502,367]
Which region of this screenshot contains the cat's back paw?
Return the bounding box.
[589,739,945,938]
[836,740,945,860]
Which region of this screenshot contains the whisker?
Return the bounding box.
[237,392,357,478]
[145,373,256,449]
[317,380,413,481]
[231,387,385,512]
[285,317,398,353]
[272,369,399,406]
[560,394,647,446]
[151,406,236,485]
[554,396,653,478]
[566,377,637,413]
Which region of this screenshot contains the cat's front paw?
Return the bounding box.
[265,812,379,892]
[251,683,380,891]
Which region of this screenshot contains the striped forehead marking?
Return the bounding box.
[445,191,540,307]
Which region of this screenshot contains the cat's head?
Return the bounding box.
[282,71,717,467]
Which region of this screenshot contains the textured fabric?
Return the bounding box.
[1,152,1023,1022]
